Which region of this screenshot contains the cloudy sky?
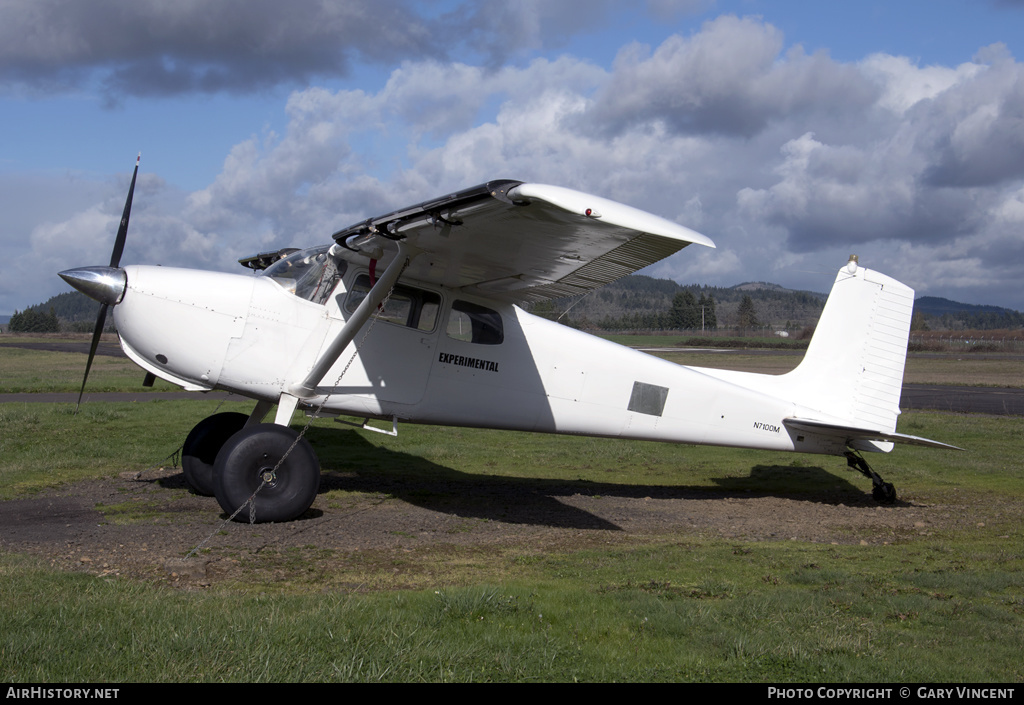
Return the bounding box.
[3,0,1024,316]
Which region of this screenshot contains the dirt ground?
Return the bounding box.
[0,462,992,591]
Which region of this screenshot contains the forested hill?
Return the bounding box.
[27,291,101,322]
[913,296,1024,330]
[529,275,1022,333]
[532,275,828,332]
[6,291,102,333]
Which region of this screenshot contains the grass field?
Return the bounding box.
[1,338,1022,682]
[3,529,1022,682]
[646,349,1024,388]
[0,336,178,394]
[4,333,1021,391]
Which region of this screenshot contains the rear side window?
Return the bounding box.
[446,300,503,345]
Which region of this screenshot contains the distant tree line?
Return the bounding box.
[7,291,104,333]
[920,310,1024,331]
[586,290,779,332]
[736,295,759,330]
[8,308,60,333]
[536,274,827,332]
[670,291,717,329]
[590,290,720,331]
[532,274,1023,334]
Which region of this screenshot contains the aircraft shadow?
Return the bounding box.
[295,428,880,531]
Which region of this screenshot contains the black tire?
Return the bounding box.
[182,412,249,496]
[872,481,897,504]
[214,424,320,523]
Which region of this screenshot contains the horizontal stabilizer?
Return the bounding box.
[784,418,963,451]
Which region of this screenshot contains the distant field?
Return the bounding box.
[3,332,1021,392]
[594,333,1024,388]
[646,349,1024,388]
[0,340,178,393]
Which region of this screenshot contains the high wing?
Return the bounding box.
[331,180,715,302]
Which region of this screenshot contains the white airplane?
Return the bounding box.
[60,158,957,523]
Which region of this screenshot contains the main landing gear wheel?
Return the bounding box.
[182,412,249,496]
[846,452,897,505]
[214,423,320,523]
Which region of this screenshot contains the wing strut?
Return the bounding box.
[288,242,416,399]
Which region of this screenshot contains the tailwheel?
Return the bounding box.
[846,451,897,505]
[872,481,897,504]
[214,424,320,523]
[181,412,249,496]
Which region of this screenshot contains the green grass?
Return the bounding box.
[11,397,1006,500]
[1,402,1022,681]
[1,343,1023,681]
[2,535,1022,681]
[0,400,231,497]
[903,355,1024,388]
[0,344,179,393]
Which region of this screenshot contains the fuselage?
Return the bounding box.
[113,253,844,456]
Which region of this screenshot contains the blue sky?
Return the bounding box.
[3,0,1024,316]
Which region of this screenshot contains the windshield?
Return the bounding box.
[263,245,345,305]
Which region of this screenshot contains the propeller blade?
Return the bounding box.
[76,303,109,413]
[109,153,140,269]
[72,154,139,412]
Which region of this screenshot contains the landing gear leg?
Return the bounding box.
[845,451,897,504]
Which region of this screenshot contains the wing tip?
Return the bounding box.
[510,182,716,248]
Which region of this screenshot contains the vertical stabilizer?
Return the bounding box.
[783,256,914,435]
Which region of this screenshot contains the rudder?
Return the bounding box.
[782,256,914,435]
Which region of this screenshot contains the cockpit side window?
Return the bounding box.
[344,274,440,332]
[263,245,346,305]
[446,300,504,345]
